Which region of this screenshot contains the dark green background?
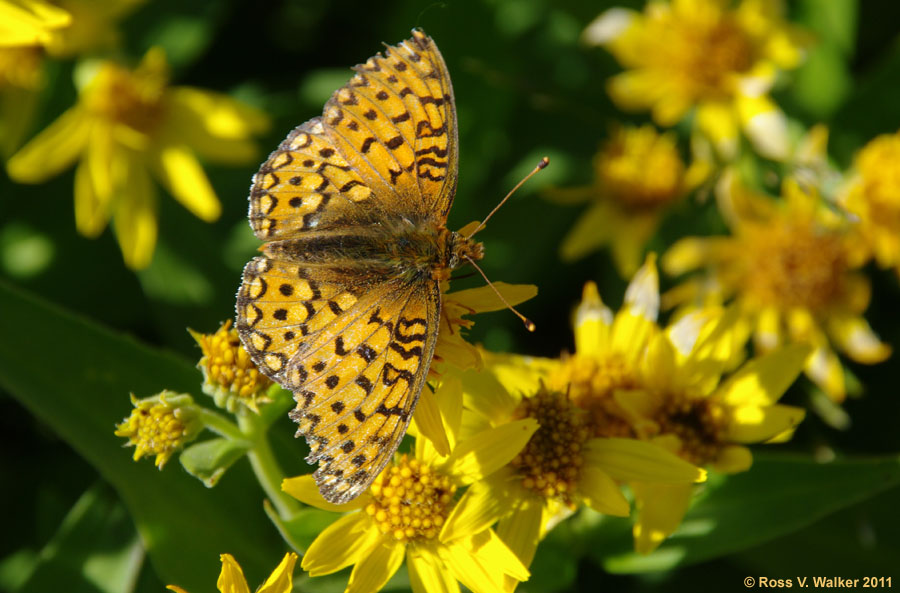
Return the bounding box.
[2,0,900,591]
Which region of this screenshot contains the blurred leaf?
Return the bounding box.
[0,281,283,590]
[790,45,853,119]
[180,438,250,488]
[17,484,144,593]
[588,453,900,572]
[797,0,858,55]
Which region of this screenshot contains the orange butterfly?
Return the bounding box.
[236,30,482,503]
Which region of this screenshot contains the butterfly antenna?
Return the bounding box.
[463,255,536,332]
[466,157,550,239]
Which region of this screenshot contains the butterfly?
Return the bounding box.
[235,29,483,504]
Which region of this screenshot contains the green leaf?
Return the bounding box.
[588,453,900,572]
[180,438,250,487]
[0,281,284,590]
[14,483,148,593]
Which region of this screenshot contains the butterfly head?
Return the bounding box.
[436,231,483,280]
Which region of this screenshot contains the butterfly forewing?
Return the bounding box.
[236,29,459,504]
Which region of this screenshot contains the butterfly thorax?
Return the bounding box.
[259,215,482,283]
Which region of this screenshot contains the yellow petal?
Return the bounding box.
[413,383,451,458]
[584,438,705,484]
[302,512,378,576]
[805,345,845,403]
[282,474,369,512]
[169,87,269,137]
[445,282,537,313]
[754,306,782,351]
[710,444,753,473]
[465,528,530,583]
[828,316,891,364]
[346,538,405,593]
[113,153,157,270]
[579,464,630,516]
[495,500,542,581]
[0,0,70,47]
[623,253,659,321]
[661,236,730,276]
[631,482,693,554]
[441,476,511,543]
[717,343,811,407]
[582,7,637,46]
[442,530,528,593]
[696,101,738,160]
[257,553,299,593]
[152,144,221,221]
[444,419,538,485]
[559,202,612,262]
[458,369,519,426]
[737,94,789,161]
[217,553,251,593]
[408,546,460,593]
[727,403,805,444]
[74,123,117,238]
[7,106,88,183]
[574,281,613,356]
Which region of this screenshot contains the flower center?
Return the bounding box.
[741,221,846,313]
[114,391,197,467]
[598,126,685,210]
[661,14,755,99]
[509,388,589,505]
[549,354,638,438]
[365,455,456,543]
[654,395,725,466]
[85,62,167,135]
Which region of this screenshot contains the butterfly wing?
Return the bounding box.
[237,256,438,503]
[238,30,457,503]
[247,29,458,243]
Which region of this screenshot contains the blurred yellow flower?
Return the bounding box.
[168,552,298,593]
[839,129,900,278]
[547,125,708,276]
[43,0,144,57]
[284,380,536,593]
[0,0,70,47]
[7,47,269,269]
[584,0,805,160]
[664,171,891,402]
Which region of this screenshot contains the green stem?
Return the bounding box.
[195,407,246,442]
[238,412,301,518]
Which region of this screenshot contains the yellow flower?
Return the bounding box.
[284,378,536,593]
[0,0,70,47]
[663,171,891,402]
[584,0,806,160]
[547,124,708,276]
[168,552,298,593]
[189,320,273,413]
[458,365,703,577]
[7,47,269,269]
[115,391,201,468]
[839,129,900,278]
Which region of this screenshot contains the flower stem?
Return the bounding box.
[238,411,301,518]
[195,407,246,442]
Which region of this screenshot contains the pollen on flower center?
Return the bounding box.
[509,388,589,505]
[742,222,846,312]
[365,455,456,543]
[655,395,726,466]
[85,60,167,135]
[549,354,637,438]
[665,16,755,97]
[114,391,199,468]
